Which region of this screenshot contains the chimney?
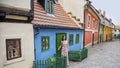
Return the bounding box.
[109,18,112,22]
[103,11,106,17]
[86,0,92,5]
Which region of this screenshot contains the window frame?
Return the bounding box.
[92,18,95,29]
[45,0,54,14]
[6,38,22,60]
[96,22,98,29]
[76,34,79,44]
[69,34,74,45]
[41,36,50,51]
[87,14,91,28]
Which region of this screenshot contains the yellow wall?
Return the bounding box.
[103,26,112,41]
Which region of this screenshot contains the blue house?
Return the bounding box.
[32,0,84,60]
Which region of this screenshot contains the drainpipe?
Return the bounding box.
[83,7,86,49]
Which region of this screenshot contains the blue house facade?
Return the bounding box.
[34,28,83,60]
[33,0,83,60]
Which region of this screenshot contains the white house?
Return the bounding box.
[0,0,34,68]
[114,26,120,39]
[59,0,86,24]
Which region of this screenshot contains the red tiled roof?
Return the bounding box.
[32,0,79,29]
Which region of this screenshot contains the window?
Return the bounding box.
[38,0,54,14]
[45,0,54,14]
[92,20,94,28]
[76,34,79,44]
[96,22,99,28]
[88,15,90,28]
[0,12,5,22]
[41,36,49,51]
[69,34,74,45]
[6,39,21,60]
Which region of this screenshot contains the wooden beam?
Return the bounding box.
[6,15,28,20]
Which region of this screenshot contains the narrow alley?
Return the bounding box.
[68,40,120,68]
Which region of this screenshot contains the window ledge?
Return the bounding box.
[87,27,90,28]
[3,57,25,66]
[47,13,55,17]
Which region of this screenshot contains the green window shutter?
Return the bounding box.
[45,0,54,14]
[45,0,49,13]
[69,34,74,45]
[49,0,52,14]
[51,0,54,14]
[47,37,50,50]
[76,34,79,44]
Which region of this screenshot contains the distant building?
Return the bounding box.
[97,10,115,43]
[103,17,114,41]
[84,1,100,47]
[97,10,105,43]
[0,0,34,68]
[114,26,120,39]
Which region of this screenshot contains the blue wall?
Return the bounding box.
[34,28,83,60]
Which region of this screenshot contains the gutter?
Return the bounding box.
[83,7,86,48]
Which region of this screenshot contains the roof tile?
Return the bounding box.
[32,0,79,28]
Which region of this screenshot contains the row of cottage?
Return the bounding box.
[0,0,115,68]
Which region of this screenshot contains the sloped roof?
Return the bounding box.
[32,0,80,29]
[85,2,100,21]
[86,2,115,29]
[94,9,105,25]
[90,5,101,21]
[115,26,120,30]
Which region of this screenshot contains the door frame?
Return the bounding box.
[56,33,67,55]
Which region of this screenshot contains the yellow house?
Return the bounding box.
[103,18,114,41]
[103,26,112,41]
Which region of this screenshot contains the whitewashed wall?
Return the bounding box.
[59,0,86,23]
[0,23,34,68]
[0,0,31,11]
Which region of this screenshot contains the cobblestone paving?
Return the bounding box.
[68,40,120,68]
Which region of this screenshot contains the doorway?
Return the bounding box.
[56,33,67,55]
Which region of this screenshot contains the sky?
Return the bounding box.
[92,0,120,25]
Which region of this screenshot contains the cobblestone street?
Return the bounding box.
[68,40,120,68]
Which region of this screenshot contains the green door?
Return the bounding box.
[56,33,67,55]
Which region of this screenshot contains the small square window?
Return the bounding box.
[6,39,21,60]
[41,36,50,51]
[76,34,79,44]
[69,34,74,45]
